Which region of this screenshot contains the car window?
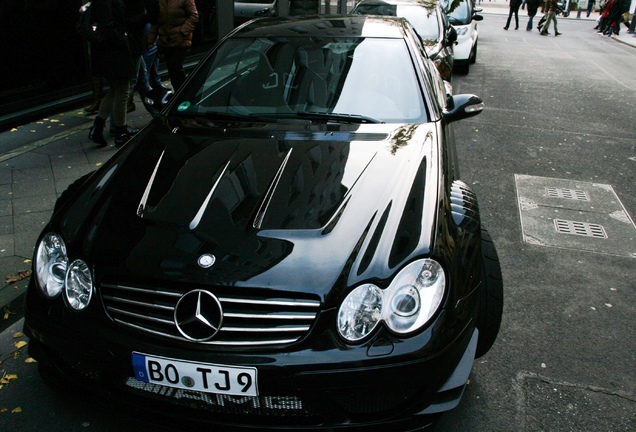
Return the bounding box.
[445,0,471,25]
[174,36,428,123]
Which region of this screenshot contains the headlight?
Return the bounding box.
[65,259,93,311]
[35,233,69,298]
[337,259,446,342]
[337,284,383,342]
[385,259,445,334]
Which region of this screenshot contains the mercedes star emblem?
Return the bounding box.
[174,290,223,342]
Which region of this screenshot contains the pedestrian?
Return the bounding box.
[540,0,562,36]
[606,0,631,35]
[88,0,136,148]
[108,0,148,138]
[147,0,199,92]
[587,0,596,17]
[504,0,524,30]
[526,0,543,30]
[597,0,613,32]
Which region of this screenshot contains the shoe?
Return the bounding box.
[114,125,136,148]
[127,101,136,113]
[540,32,548,36]
[88,117,108,147]
[84,100,101,113]
[109,125,139,138]
[555,32,562,36]
[503,27,508,30]
[515,26,519,30]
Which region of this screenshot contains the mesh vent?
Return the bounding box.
[546,187,589,201]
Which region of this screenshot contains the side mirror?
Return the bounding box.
[473,14,484,21]
[448,26,457,44]
[443,94,484,123]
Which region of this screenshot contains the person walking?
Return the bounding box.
[587,0,596,16]
[147,0,199,92]
[504,0,524,30]
[526,0,543,30]
[88,0,136,148]
[540,0,563,36]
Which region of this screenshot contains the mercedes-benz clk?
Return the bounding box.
[24,15,503,431]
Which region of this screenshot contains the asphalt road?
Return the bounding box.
[1,12,635,432]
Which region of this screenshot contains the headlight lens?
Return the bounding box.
[337,284,383,342]
[35,233,69,298]
[337,259,446,342]
[385,260,445,334]
[65,259,93,311]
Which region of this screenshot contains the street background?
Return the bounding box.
[1,3,635,430]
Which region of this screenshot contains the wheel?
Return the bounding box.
[475,227,504,358]
[470,41,477,64]
[455,62,469,75]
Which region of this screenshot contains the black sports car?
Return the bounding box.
[24,15,503,430]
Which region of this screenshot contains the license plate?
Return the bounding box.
[132,352,258,396]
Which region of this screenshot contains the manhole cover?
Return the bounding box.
[515,175,636,258]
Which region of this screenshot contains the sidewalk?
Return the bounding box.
[0,96,153,330]
[477,0,636,48]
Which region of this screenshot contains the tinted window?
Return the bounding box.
[175,36,427,123]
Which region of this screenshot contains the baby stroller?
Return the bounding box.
[537,1,570,33]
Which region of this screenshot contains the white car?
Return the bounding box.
[443,0,483,74]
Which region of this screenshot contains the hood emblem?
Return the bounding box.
[198,254,216,268]
[174,290,223,342]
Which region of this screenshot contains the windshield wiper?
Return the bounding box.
[295,111,384,124]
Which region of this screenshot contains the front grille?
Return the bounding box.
[124,378,313,418]
[101,282,321,346]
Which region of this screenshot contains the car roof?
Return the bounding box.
[233,15,412,39]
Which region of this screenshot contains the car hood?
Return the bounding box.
[57,119,440,301]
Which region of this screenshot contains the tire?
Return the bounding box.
[475,227,504,358]
[455,62,469,75]
[470,41,477,64]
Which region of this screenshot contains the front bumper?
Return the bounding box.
[24,283,478,430]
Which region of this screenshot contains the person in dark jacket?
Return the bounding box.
[147,0,198,91]
[526,0,543,30]
[540,0,563,36]
[504,0,524,30]
[88,0,136,147]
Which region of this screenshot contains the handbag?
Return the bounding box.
[76,2,106,44]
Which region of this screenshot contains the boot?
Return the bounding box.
[88,117,108,147]
[114,125,133,148]
[84,77,104,113]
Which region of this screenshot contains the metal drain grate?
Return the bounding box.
[554,219,607,238]
[546,187,590,201]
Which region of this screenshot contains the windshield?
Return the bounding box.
[446,1,470,25]
[353,4,440,40]
[173,36,427,123]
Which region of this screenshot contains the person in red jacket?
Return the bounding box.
[147,0,199,91]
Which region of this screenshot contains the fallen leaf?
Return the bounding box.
[11,407,22,413]
[14,341,27,349]
[0,407,7,413]
[23,259,32,264]
[5,270,32,284]
[25,358,37,364]
[13,331,23,338]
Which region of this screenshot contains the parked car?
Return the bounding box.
[24,15,503,430]
[441,0,483,74]
[352,0,457,81]
[234,0,277,25]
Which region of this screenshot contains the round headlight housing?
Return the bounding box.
[65,259,93,311]
[337,259,446,342]
[385,259,445,334]
[35,233,69,298]
[337,284,383,342]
